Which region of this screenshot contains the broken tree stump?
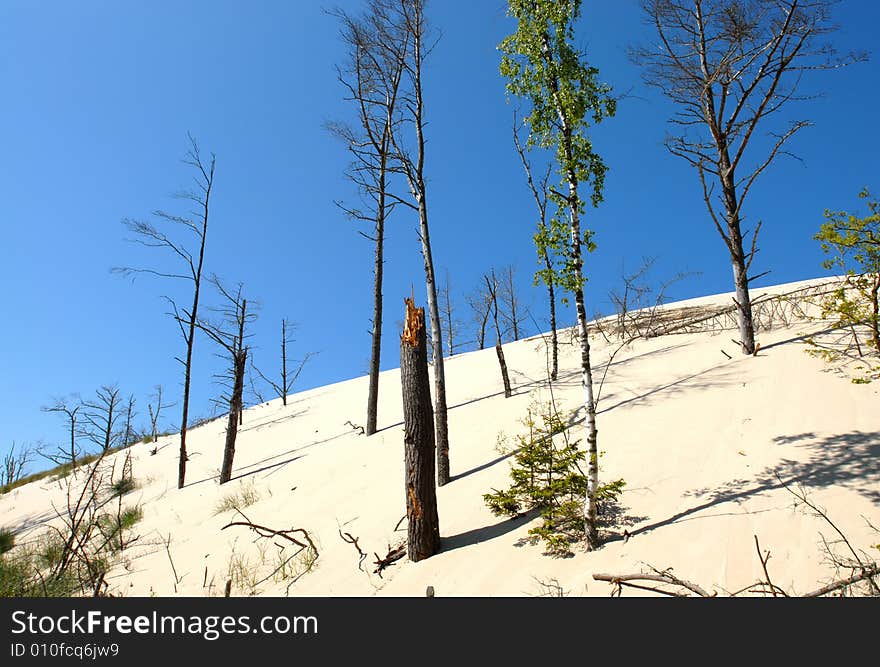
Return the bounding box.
[400,296,440,562]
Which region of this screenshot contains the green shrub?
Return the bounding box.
[484,403,625,556]
[97,505,143,553]
[110,477,137,497]
[0,529,13,554]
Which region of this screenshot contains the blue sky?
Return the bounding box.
[1,1,877,471]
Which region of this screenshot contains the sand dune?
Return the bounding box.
[2,276,878,597]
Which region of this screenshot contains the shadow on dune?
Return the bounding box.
[757,324,848,353]
[183,429,352,488]
[238,407,309,433]
[620,430,880,541]
[440,509,540,553]
[451,450,517,483]
[230,455,306,482]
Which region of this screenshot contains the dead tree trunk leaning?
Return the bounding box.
[400,296,440,562]
[221,345,247,485]
[220,296,248,484]
[486,272,512,398]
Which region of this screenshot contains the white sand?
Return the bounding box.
[2,276,878,597]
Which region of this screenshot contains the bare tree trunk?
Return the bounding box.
[478,304,489,350]
[220,347,246,485]
[121,395,135,448]
[400,297,440,561]
[280,320,289,406]
[68,411,78,470]
[486,272,512,398]
[439,270,456,357]
[544,252,559,381]
[500,265,522,341]
[179,147,213,489]
[411,5,450,486]
[870,275,880,354]
[718,155,756,354]
[513,114,557,379]
[366,184,385,435]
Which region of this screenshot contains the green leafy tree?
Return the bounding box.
[499,0,615,548]
[815,188,880,355]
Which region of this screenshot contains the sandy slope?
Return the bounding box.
[2,276,878,597]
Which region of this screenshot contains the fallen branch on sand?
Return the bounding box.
[373,543,406,577]
[338,528,367,572]
[594,477,879,597]
[221,519,318,555]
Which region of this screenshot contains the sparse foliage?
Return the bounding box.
[632,0,866,355]
[197,277,256,484]
[115,134,216,489]
[815,188,880,355]
[41,397,81,471]
[3,442,34,488]
[513,113,558,378]
[500,0,616,548]
[390,0,452,485]
[252,319,314,407]
[485,270,513,398]
[328,0,409,436]
[79,384,123,453]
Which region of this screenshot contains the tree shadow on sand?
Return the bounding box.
[616,430,880,542]
[440,510,540,553]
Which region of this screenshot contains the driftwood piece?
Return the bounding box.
[338,528,367,572]
[221,519,318,555]
[592,570,714,597]
[373,543,406,577]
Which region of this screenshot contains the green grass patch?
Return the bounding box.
[110,477,137,497]
[213,483,260,515]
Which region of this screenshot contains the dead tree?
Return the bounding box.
[252,319,314,407]
[147,385,174,443]
[632,0,866,354]
[486,271,513,398]
[466,284,493,351]
[120,394,136,448]
[41,398,80,470]
[328,0,409,437]
[438,269,458,356]
[80,385,123,453]
[390,0,451,485]
[115,134,216,488]
[498,264,528,342]
[400,297,440,561]
[198,277,256,485]
[3,442,34,487]
[513,114,558,378]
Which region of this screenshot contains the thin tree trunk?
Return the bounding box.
[540,30,600,549]
[179,181,210,488]
[221,348,246,485]
[400,297,440,561]
[478,301,490,350]
[541,246,558,381]
[366,159,386,436]
[719,160,756,355]
[867,274,880,354]
[281,319,288,407]
[69,417,77,471]
[409,9,450,486]
[487,273,512,398]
